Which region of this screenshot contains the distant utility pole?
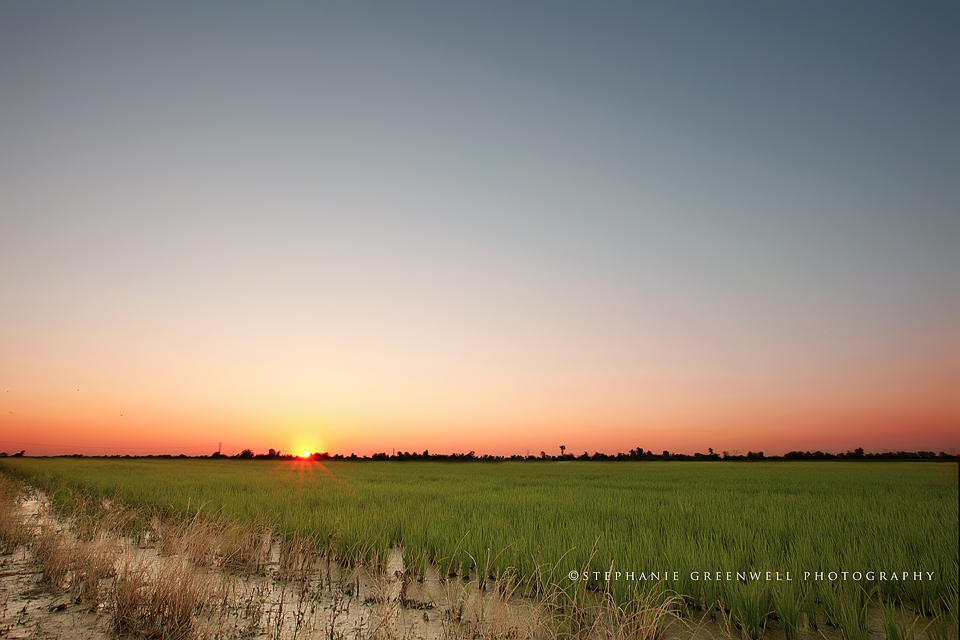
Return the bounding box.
[218,442,222,455]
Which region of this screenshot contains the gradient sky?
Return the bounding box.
[2,1,958,458]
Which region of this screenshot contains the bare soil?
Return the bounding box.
[0,543,111,639]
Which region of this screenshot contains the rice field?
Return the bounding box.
[1,457,957,637]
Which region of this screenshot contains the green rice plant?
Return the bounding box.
[881,597,917,640]
[901,570,942,616]
[834,583,870,640]
[722,581,772,640]
[946,581,960,633]
[699,573,721,616]
[800,586,818,630]
[924,580,959,640]
[925,613,957,640]
[672,551,698,614]
[924,613,958,640]
[2,458,956,619]
[772,582,802,640]
[815,581,842,627]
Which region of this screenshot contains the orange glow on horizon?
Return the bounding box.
[1,368,956,457]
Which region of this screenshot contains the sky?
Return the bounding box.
[1,1,958,458]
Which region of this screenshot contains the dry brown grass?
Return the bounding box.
[434,570,682,640]
[155,515,221,566]
[453,553,683,640]
[111,556,211,639]
[31,523,119,607]
[219,520,271,573]
[583,591,682,640]
[279,533,321,583]
[70,535,119,606]
[153,510,272,575]
[0,475,30,553]
[1,480,218,636]
[33,525,72,588]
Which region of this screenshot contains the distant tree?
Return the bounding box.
[238,449,254,459]
[560,445,566,457]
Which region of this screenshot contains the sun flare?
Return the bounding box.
[301,450,311,458]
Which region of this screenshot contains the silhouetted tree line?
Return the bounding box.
[15,446,956,461]
[210,446,954,462]
[210,448,296,460]
[781,448,949,460]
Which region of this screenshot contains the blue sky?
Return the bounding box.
[1,1,957,456]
